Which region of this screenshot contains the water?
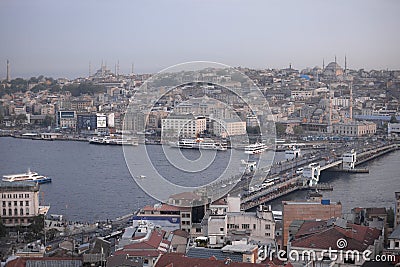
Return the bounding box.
[1,137,399,221]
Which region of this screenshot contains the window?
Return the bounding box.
[2,201,5,207]
[265,224,270,230]
[14,208,17,215]
[8,209,12,216]
[8,202,11,207]
[253,224,256,230]
[25,201,29,206]
[25,194,29,198]
[265,233,271,237]
[2,209,6,216]
[20,208,23,215]
[242,224,250,229]
[26,208,29,215]
[20,201,23,206]
[220,227,224,232]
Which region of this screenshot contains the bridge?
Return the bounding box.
[239,142,399,210]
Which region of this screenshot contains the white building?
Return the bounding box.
[204,197,275,247]
[388,122,400,136]
[1,181,48,227]
[162,113,206,138]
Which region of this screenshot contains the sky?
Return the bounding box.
[0,0,399,79]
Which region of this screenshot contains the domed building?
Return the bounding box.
[323,61,343,77]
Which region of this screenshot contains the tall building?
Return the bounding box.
[6,59,11,82]
[1,181,48,227]
[282,195,342,247]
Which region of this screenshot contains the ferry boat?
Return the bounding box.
[2,169,52,184]
[89,136,139,146]
[170,138,227,151]
[244,142,267,154]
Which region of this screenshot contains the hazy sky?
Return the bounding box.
[0,0,399,79]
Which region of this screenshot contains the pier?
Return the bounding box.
[239,142,399,210]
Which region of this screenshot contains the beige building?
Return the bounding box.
[332,121,376,137]
[40,103,55,115]
[213,119,247,137]
[162,113,206,138]
[282,197,342,247]
[1,181,48,226]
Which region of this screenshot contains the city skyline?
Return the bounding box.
[0,0,399,78]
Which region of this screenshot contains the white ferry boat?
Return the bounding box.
[89,136,139,146]
[2,169,52,184]
[244,142,267,154]
[170,138,227,151]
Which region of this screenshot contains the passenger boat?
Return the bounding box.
[2,169,52,184]
[170,138,227,151]
[89,136,139,146]
[244,142,267,154]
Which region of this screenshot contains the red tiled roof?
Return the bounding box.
[294,220,328,238]
[6,257,83,267]
[141,204,188,212]
[291,224,381,251]
[115,230,168,257]
[172,229,189,238]
[155,253,267,267]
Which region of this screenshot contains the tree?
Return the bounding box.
[293,125,304,136]
[0,219,6,237]
[390,115,398,123]
[276,123,286,136]
[43,115,54,127]
[15,114,27,125]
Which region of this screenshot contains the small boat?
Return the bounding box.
[2,169,52,184]
[89,136,139,146]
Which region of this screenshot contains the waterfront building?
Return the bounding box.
[332,121,377,137]
[57,110,77,129]
[282,197,342,247]
[0,181,49,227]
[212,118,247,137]
[161,113,206,139]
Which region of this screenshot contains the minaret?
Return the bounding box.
[322,58,325,69]
[328,85,333,133]
[334,55,337,64]
[131,63,134,75]
[89,61,91,77]
[117,60,120,76]
[344,55,347,74]
[349,82,353,121]
[6,60,10,82]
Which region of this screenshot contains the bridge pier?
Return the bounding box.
[342,149,357,170]
[303,163,321,187]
